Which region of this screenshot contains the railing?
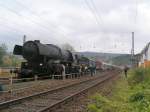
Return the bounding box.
[0,71,91,93]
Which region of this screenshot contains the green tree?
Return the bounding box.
[0,44,7,66]
[2,55,12,66]
[10,55,22,67]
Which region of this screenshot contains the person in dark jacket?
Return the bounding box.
[89,66,94,76]
[124,66,129,78]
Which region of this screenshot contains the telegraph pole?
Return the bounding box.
[132,32,134,55]
[131,32,135,67]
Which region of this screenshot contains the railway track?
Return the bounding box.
[0,73,116,112]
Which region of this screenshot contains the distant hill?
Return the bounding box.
[111,54,131,66]
[75,51,131,66]
[76,52,125,61]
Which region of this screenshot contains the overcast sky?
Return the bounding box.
[0,0,149,54]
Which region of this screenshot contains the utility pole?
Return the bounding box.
[23,35,26,44]
[131,32,135,67]
[132,32,134,55]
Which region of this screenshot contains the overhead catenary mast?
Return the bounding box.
[131,32,135,67]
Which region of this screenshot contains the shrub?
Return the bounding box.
[129,91,145,102]
[128,68,150,86]
[88,68,150,112]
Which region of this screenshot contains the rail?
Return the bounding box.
[38,74,115,112]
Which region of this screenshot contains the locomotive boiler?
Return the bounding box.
[14,40,73,62]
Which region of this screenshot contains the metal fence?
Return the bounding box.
[0,72,89,93]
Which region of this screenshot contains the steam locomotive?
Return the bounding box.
[13,40,94,78]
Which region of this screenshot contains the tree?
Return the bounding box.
[2,55,12,66]
[10,55,22,67]
[0,44,7,65]
[0,44,22,67]
[61,43,75,51]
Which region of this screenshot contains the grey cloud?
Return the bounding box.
[0,0,150,54]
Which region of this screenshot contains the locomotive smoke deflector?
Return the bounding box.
[13,45,23,55]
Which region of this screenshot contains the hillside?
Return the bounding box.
[76,52,124,62]
[76,52,131,65]
[111,54,131,66]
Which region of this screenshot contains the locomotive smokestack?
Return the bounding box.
[23,35,26,44]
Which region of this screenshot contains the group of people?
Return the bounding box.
[55,63,97,78]
[80,64,96,76]
[81,65,129,78]
[56,63,130,79]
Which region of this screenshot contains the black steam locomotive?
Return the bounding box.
[13,40,92,78]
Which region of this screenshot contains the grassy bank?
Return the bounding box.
[87,68,150,112]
